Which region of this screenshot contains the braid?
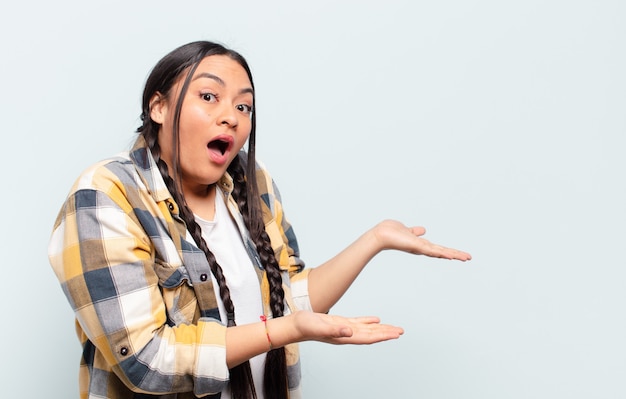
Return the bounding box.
[175,187,236,326]
[148,142,257,399]
[229,156,289,399]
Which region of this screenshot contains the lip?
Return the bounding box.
[207,134,235,165]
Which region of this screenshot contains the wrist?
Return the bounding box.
[266,313,302,348]
[364,225,387,253]
[260,315,273,351]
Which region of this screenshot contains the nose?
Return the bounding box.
[218,105,238,128]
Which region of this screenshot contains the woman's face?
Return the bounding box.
[152,55,254,194]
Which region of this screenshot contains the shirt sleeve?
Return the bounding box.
[48,164,229,397]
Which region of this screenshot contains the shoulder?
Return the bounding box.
[252,158,286,219]
[68,152,135,195]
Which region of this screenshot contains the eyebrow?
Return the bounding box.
[193,72,254,95]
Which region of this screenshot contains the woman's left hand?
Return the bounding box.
[307,219,471,313]
[372,219,472,261]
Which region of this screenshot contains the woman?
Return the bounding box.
[48,40,471,399]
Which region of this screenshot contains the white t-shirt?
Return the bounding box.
[194,188,267,399]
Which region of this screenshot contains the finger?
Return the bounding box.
[409,226,426,236]
[440,246,472,260]
[333,323,404,345]
[344,316,381,324]
[436,247,472,261]
[416,240,472,261]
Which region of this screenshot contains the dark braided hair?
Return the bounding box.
[136,41,289,399]
[228,158,289,398]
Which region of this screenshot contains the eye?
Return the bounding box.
[201,92,217,102]
[236,104,253,114]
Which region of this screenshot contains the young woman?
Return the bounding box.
[48,41,471,399]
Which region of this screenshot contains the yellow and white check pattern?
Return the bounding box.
[49,136,309,398]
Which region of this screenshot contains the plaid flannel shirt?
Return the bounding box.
[48,137,310,398]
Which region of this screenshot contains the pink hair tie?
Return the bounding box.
[260,315,273,351]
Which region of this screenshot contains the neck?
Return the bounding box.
[184,183,218,221]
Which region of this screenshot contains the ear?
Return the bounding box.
[149,92,166,124]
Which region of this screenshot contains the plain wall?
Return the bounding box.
[1,1,624,397]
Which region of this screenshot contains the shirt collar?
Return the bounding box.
[129,136,235,203]
[129,136,172,203]
[217,172,234,196]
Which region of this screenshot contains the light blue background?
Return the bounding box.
[1,1,624,398]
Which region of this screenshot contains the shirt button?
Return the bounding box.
[120,347,129,356]
[200,273,208,281]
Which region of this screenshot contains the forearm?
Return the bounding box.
[307,228,382,313]
[226,310,405,367]
[225,314,300,368]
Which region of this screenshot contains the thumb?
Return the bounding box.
[337,326,353,338]
[410,226,426,236]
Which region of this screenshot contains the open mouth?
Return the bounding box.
[207,137,233,156]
